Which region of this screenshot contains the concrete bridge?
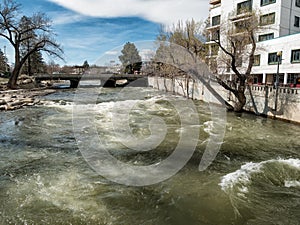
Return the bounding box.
[34,73,148,88]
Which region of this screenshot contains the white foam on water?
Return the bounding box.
[42,100,74,113]
[10,169,110,220]
[203,121,214,134]
[92,95,168,116]
[285,180,300,188]
[220,162,263,192]
[220,158,300,192]
[277,158,300,168]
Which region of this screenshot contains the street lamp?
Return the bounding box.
[274,51,282,112]
[3,45,7,72]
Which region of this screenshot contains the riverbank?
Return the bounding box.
[0,87,57,111]
[148,76,300,124]
[0,77,59,111]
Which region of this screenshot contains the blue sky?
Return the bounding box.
[1,0,209,66]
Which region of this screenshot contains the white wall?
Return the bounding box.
[253,33,300,74]
[148,76,300,123]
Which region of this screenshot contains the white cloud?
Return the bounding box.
[47,0,209,25]
[105,50,119,55]
[139,48,155,61]
[49,12,87,25]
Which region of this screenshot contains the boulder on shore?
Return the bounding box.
[0,89,55,111]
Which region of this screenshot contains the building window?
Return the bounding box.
[211,30,220,41]
[260,13,275,26]
[258,33,274,41]
[287,74,300,84]
[237,0,252,15]
[291,49,300,63]
[234,21,247,33]
[254,55,261,66]
[236,57,243,67]
[210,59,218,74]
[272,74,284,84]
[226,66,231,72]
[211,44,219,56]
[296,0,300,7]
[261,0,276,6]
[212,15,221,26]
[268,52,281,65]
[295,16,300,27]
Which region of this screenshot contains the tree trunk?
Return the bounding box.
[7,67,21,89]
[7,48,21,89]
[7,69,20,89]
[234,79,247,112]
[234,91,246,112]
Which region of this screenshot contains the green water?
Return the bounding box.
[0,87,299,225]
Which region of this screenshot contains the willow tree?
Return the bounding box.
[0,0,63,88]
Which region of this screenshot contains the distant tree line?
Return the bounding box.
[0,48,9,76]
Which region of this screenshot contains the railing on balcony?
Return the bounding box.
[229,10,252,22]
[229,0,253,21]
[209,0,221,5]
[206,15,221,32]
[211,44,219,56]
[210,30,220,42]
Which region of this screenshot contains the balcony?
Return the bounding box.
[206,24,220,31]
[230,0,253,21]
[229,31,248,38]
[229,11,252,23]
[205,31,220,45]
[209,0,221,5]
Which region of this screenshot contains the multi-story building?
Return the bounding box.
[206,0,300,87]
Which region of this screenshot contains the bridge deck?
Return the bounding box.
[35,74,145,81]
[34,73,148,88]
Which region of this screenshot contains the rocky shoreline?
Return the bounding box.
[0,88,57,111]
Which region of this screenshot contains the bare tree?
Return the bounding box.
[166,20,206,60]
[153,20,206,78]
[213,11,260,112]
[0,0,63,88]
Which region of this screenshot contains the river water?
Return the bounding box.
[0,86,299,225]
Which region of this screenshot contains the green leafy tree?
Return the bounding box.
[19,17,46,75]
[119,42,142,74]
[0,0,63,88]
[82,60,89,72]
[22,51,46,74]
[0,48,8,75]
[83,60,89,68]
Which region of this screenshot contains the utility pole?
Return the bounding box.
[274,51,282,112]
[4,45,7,72]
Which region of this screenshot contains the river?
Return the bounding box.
[0,86,299,225]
